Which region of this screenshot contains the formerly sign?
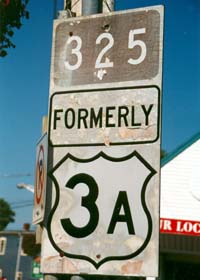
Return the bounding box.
[49,86,160,147]
[41,5,164,278]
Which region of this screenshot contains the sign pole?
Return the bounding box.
[82,0,102,15]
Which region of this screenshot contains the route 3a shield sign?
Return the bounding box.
[46,150,157,275]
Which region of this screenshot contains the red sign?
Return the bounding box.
[33,133,47,224]
[35,145,45,205]
[160,218,200,236]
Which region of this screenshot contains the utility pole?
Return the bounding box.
[15,233,23,280]
[82,0,102,15]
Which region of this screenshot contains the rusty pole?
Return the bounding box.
[82,0,102,15]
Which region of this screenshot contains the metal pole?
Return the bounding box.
[53,0,57,19]
[103,0,114,13]
[82,0,102,15]
[15,233,23,280]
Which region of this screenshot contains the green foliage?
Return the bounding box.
[0,198,15,230]
[22,233,41,258]
[0,0,29,57]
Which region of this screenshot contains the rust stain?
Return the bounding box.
[118,126,155,140]
[57,241,71,251]
[62,257,78,273]
[121,260,143,274]
[43,255,78,273]
[45,255,59,261]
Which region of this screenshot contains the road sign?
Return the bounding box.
[42,5,164,278]
[51,6,162,88]
[48,149,156,267]
[49,86,160,147]
[32,261,43,279]
[33,133,47,224]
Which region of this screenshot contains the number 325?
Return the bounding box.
[64,28,147,71]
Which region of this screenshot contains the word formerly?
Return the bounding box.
[53,104,154,130]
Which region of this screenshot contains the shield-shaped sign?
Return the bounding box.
[47,150,156,269]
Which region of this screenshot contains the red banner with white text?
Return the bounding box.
[160,218,200,236]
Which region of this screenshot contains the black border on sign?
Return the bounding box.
[48,85,160,147]
[47,150,156,269]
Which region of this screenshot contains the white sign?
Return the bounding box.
[42,5,164,278]
[49,86,160,147]
[33,133,47,224]
[48,149,156,268]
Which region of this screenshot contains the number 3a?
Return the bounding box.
[61,173,135,238]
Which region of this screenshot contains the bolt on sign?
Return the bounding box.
[41,5,164,278]
[33,133,48,224]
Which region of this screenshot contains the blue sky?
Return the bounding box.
[0,0,199,230]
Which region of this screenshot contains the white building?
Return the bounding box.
[159,132,200,279]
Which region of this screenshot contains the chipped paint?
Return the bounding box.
[119,125,156,140]
[121,260,143,274]
[96,69,107,80]
[103,136,110,146]
[42,255,78,273]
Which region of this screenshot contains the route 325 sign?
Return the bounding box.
[52,5,162,87]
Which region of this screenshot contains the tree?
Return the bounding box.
[0,0,29,57]
[0,198,15,230]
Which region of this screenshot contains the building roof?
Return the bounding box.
[160,130,200,225]
[161,132,200,167]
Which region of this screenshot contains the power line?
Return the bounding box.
[10,200,33,206]
[12,203,33,209]
[10,199,34,209]
[0,173,32,178]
